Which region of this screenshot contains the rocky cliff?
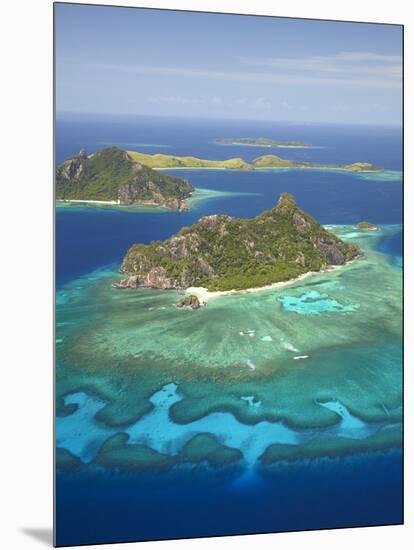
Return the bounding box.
[117,193,361,292]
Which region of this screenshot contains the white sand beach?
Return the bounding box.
[186,265,343,304]
[57,199,121,205]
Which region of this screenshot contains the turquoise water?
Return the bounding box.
[57,382,393,469]
[56,225,402,449]
[278,290,357,315]
[55,116,403,545]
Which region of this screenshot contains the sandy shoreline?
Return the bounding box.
[57,199,121,205]
[56,199,185,210]
[186,265,343,304]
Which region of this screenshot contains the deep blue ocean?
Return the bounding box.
[55,114,403,546]
[56,114,403,288]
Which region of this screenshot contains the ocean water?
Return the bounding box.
[56,113,402,168]
[55,114,403,546]
[56,450,402,546]
[56,114,402,287]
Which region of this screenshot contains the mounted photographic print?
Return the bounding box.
[54,3,403,546]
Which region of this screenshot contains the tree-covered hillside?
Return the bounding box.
[118,193,361,292]
[56,147,194,209]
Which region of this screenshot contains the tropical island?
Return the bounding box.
[56,147,194,210]
[55,146,384,212]
[116,193,361,296]
[126,149,383,173]
[215,137,311,148]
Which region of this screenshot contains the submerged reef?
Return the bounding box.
[56,376,401,473]
[260,424,402,464]
[56,226,402,470]
[95,434,176,472]
[56,447,82,470]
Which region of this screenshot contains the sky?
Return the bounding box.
[55,3,403,125]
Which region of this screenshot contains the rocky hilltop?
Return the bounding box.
[56,147,194,210]
[117,193,361,292]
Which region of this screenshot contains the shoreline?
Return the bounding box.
[56,198,188,211]
[57,199,121,205]
[155,165,384,174]
[186,264,346,304]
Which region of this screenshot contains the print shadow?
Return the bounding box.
[20,528,53,547]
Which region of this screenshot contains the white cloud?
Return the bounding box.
[147,93,276,113]
[211,95,222,106]
[242,51,402,82]
[148,95,224,107]
[148,95,204,106]
[328,101,394,113]
[69,55,402,89]
[253,97,271,110]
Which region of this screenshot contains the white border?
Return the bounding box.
[2,1,412,548]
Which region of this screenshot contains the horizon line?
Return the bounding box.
[55,110,403,129]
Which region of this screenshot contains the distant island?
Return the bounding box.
[215,137,311,148]
[116,193,361,296]
[56,147,383,212]
[357,221,380,231]
[126,150,383,173]
[56,147,194,210]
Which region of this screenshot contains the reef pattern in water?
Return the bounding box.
[56,226,402,471]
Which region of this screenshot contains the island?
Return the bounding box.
[215,137,311,148]
[127,150,253,170]
[126,150,383,173]
[116,193,361,294]
[56,147,194,210]
[357,221,380,231]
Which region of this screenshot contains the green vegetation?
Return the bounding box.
[56,147,382,211]
[250,155,308,168]
[341,162,382,172]
[216,137,310,147]
[56,147,194,209]
[357,221,380,231]
[119,193,360,292]
[126,149,382,172]
[251,156,382,172]
[127,150,252,170]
